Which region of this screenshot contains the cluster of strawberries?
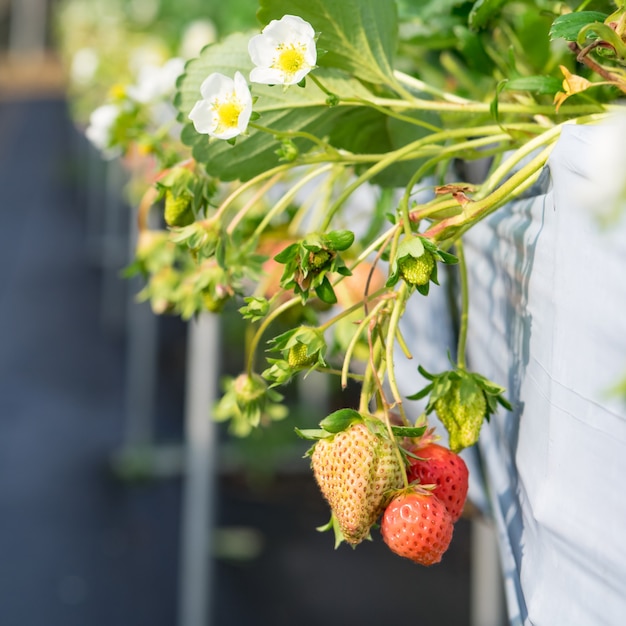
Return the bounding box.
[309,415,468,566]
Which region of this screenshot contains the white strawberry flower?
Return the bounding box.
[85,103,122,158]
[248,14,317,86]
[127,57,185,104]
[188,71,253,140]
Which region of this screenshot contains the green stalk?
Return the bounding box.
[319,123,551,230]
[226,172,283,235]
[359,335,383,414]
[455,239,469,371]
[340,299,388,389]
[245,296,300,375]
[398,132,516,233]
[393,69,472,104]
[250,164,335,239]
[318,288,388,333]
[248,121,341,156]
[342,96,442,132]
[384,282,411,425]
[213,163,291,223]
[424,143,554,242]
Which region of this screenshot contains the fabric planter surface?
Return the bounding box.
[399,113,626,626]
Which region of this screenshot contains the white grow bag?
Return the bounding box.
[399,113,626,626]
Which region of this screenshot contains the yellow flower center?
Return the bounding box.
[274,44,306,75]
[213,95,243,130]
[109,84,126,100]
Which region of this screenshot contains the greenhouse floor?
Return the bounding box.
[0,97,472,626]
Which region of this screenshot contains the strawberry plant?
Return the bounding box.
[75,0,626,565]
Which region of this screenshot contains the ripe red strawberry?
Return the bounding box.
[381,489,453,566]
[311,421,403,545]
[406,442,468,522]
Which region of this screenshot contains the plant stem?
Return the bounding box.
[341,299,388,389]
[245,296,300,375]
[318,288,388,333]
[213,163,291,223]
[393,70,472,104]
[455,239,469,371]
[250,164,335,239]
[248,121,342,155]
[226,172,283,235]
[424,143,554,242]
[318,123,550,230]
[385,282,410,425]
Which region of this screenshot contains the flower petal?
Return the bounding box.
[264,15,315,42]
[249,67,284,86]
[188,99,216,135]
[199,72,230,99]
[248,14,316,86]
[248,33,278,67]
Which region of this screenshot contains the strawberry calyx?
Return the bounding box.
[274,229,355,304]
[316,512,370,550]
[264,325,328,386]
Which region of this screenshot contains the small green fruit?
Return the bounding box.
[287,342,316,368]
[398,251,435,286]
[164,190,194,227]
[434,380,487,452]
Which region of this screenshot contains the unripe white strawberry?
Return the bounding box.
[311,421,403,545]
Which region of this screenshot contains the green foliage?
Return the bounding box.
[72,0,626,455]
[550,11,609,41]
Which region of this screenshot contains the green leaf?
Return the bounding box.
[490,79,506,123]
[390,425,427,438]
[406,384,433,401]
[549,11,608,42]
[504,76,563,95]
[328,107,438,187]
[176,33,396,182]
[319,408,362,433]
[273,242,299,264]
[315,275,338,304]
[435,249,459,265]
[397,236,425,259]
[417,365,435,380]
[239,296,270,322]
[257,0,398,84]
[324,230,355,251]
[294,427,330,440]
[469,0,507,30]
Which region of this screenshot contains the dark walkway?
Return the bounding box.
[0,98,181,626]
[0,98,471,626]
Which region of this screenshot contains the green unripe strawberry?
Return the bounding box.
[311,421,404,545]
[164,190,194,227]
[308,249,332,270]
[398,251,435,286]
[201,290,229,313]
[434,380,487,452]
[287,342,316,368]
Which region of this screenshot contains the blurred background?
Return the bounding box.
[0,1,502,625]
